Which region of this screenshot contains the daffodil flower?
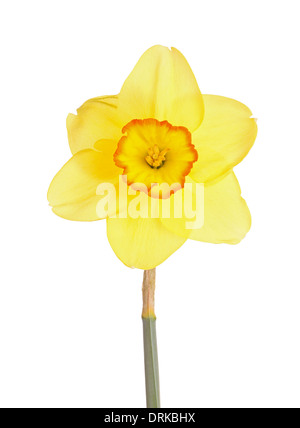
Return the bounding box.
[48,45,257,270]
[48,46,257,408]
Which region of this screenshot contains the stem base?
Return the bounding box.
[142,317,160,408]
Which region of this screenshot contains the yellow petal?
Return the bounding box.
[190,95,257,183]
[161,172,251,244]
[118,45,204,132]
[67,95,124,155]
[106,216,187,269]
[48,148,121,221]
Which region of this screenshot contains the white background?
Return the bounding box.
[0,0,299,408]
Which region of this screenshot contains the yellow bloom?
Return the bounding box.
[48,45,257,269]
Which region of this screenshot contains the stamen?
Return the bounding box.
[145,145,170,168]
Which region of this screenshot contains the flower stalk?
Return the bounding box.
[142,268,160,408]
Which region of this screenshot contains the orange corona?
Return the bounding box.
[114,119,198,197]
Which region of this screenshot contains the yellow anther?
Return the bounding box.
[153,145,160,155]
[145,145,170,168]
[145,155,154,167]
[148,147,154,157]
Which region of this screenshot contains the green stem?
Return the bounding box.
[142,269,160,408]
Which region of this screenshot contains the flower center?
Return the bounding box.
[145,145,170,168]
[114,118,198,197]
